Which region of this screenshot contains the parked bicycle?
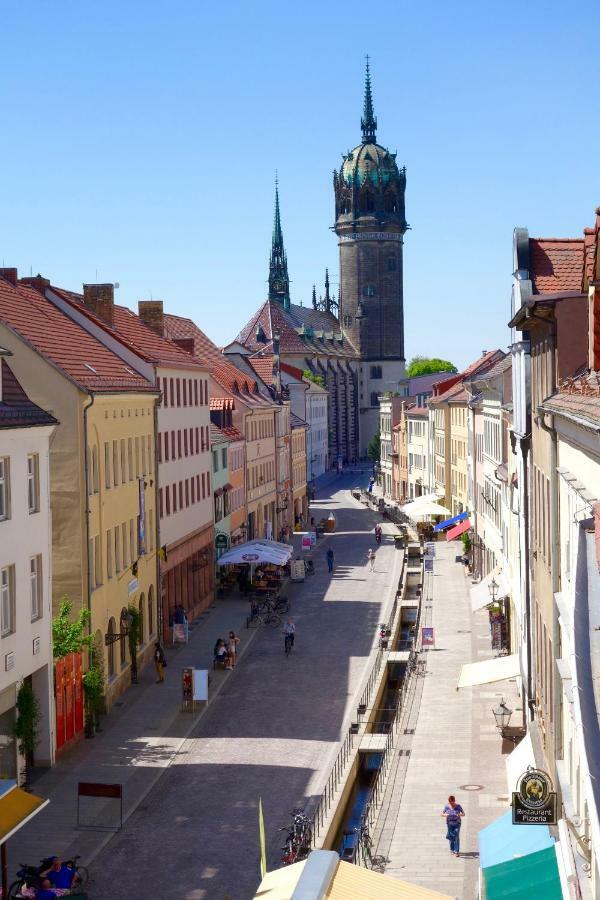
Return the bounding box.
[9,855,88,899]
[246,599,281,629]
[279,809,312,865]
[408,651,426,676]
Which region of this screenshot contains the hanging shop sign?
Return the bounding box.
[425,542,436,557]
[421,627,435,648]
[512,768,557,825]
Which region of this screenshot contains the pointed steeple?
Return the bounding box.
[361,55,377,144]
[324,268,331,313]
[312,284,317,310]
[268,174,291,310]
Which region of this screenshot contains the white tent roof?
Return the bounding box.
[457,653,521,689]
[216,539,292,567]
[400,499,452,519]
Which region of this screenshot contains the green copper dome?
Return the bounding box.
[340,142,400,189]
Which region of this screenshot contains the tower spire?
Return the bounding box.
[324,268,331,313]
[361,55,377,144]
[268,173,291,310]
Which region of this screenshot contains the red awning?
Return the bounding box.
[446,519,471,541]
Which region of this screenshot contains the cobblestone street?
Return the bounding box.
[74,471,400,900]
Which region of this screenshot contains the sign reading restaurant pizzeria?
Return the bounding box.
[512,767,557,825]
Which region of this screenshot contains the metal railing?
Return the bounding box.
[310,725,355,842]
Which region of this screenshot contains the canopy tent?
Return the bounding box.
[400,499,452,520]
[480,845,562,899]
[471,565,511,612]
[446,519,471,541]
[0,780,49,898]
[505,732,535,796]
[478,809,554,870]
[216,539,292,567]
[434,511,468,532]
[457,653,520,689]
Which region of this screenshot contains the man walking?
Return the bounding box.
[154,642,166,683]
[442,795,465,857]
[326,547,334,573]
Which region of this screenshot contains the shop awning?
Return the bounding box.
[481,845,562,899]
[505,732,535,796]
[457,653,520,689]
[433,511,468,532]
[400,499,452,519]
[0,780,49,843]
[479,809,554,870]
[471,566,511,612]
[446,518,471,541]
[216,539,292,567]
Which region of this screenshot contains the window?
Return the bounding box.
[1,566,14,635]
[141,437,147,476]
[370,392,379,407]
[138,595,145,645]
[107,530,113,578]
[148,586,154,638]
[135,437,140,477]
[30,555,42,620]
[105,442,111,488]
[213,451,219,472]
[115,525,121,573]
[122,521,128,568]
[184,430,188,457]
[27,454,40,513]
[362,284,376,298]
[120,440,127,483]
[128,438,133,480]
[169,378,174,407]
[387,256,397,271]
[94,535,102,587]
[343,314,353,327]
[222,448,227,468]
[120,607,127,667]
[0,458,9,522]
[162,377,168,408]
[182,379,187,407]
[130,519,135,567]
[176,379,181,406]
[370,366,382,380]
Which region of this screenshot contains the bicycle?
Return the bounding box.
[246,600,281,629]
[9,855,88,899]
[359,828,387,873]
[284,632,294,655]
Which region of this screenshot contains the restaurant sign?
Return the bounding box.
[512,768,557,825]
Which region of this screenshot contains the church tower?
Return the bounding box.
[333,60,408,452]
[268,176,291,310]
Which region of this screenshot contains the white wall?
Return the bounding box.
[0,423,55,774]
[360,359,406,456]
[157,365,213,548]
[407,415,427,498]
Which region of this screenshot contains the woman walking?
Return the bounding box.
[154,642,166,683]
[226,630,240,668]
[367,548,376,572]
[441,795,465,857]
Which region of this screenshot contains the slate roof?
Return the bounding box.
[50,288,205,370]
[236,300,358,359]
[0,276,155,393]
[0,358,58,429]
[291,412,309,429]
[469,354,511,382]
[529,238,584,294]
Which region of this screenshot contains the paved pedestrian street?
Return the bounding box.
[13,470,400,900]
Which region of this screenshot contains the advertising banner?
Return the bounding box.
[421,627,435,648]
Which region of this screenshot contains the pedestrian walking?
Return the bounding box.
[326,547,335,573]
[283,618,296,654]
[154,642,166,683]
[442,795,465,856]
[367,548,376,572]
[227,630,240,668]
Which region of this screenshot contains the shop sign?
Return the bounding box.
[512,768,557,825]
[421,627,435,648]
[128,578,139,596]
[425,542,436,557]
[215,533,229,548]
[301,534,311,552]
[424,557,434,572]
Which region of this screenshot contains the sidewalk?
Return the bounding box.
[374,542,521,899]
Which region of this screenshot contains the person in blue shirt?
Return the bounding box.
[36,879,60,899]
[441,795,465,856]
[40,857,75,890]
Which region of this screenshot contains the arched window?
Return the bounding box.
[107,618,116,677]
[138,594,145,645]
[361,191,375,213]
[120,607,128,668]
[148,586,154,639]
[387,256,397,272]
[384,191,398,213]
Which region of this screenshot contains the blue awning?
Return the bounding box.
[434,511,468,532]
[479,810,555,870]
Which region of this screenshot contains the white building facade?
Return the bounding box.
[0,354,56,780]
[406,406,429,499]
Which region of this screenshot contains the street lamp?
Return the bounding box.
[488,577,499,604]
[105,609,134,646]
[492,698,513,733]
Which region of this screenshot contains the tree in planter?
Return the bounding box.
[52,599,93,660]
[127,603,141,684]
[13,681,40,786]
[82,667,103,737]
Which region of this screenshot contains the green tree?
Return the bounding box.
[367,430,381,464]
[13,681,40,760]
[406,357,457,378]
[52,599,93,659]
[127,603,141,684]
[303,370,325,388]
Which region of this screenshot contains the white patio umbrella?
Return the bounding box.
[400,499,452,520]
[216,539,292,567]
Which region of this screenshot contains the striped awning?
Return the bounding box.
[446,519,471,541]
[434,511,468,532]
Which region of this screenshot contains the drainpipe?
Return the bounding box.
[520,435,534,725]
[82,392,95,646]
[153,397,162,638]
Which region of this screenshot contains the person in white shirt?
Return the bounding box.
[283,619,296,653]
[367,549,376,572]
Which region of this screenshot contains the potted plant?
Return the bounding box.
[127,603,141,684]
[13,681,40,787]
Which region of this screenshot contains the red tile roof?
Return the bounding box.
[220,425,244,442]
[50,288,206,371]
[247,356,275,383]
[0,358,58,429]
[406,405,429,417]
[542,371,600,426]
[236,299,359,358]
[529,238,584,294]
[0,276,155,393]
[429,351,505,404]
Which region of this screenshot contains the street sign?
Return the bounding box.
[512,768,557,825]
[424,557,433,572]
[425,542,436,557]
[421,627,435,648]
[301,534,311,552]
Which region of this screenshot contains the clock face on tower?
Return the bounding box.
[273,280,282,292]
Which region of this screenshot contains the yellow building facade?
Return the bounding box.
[449,400,469,516]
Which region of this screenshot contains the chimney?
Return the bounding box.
[0,268,18,286]
[20,273,51,295]
[83,283,114,326]
[138,300,164,337]
[481,350,488,357]
[172,337,195,357]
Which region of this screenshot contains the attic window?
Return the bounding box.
[84,363,98,374]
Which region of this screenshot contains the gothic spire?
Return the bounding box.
[312,284,317,310]
[361,55,377,144]
[268,174,291,310]
[324,268,331,313]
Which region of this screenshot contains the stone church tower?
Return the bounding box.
[333,60,408,453]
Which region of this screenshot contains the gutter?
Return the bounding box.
[82,392,95,648]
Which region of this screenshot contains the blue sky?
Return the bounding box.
[1,0,599,369]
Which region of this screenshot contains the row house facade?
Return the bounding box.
[0,272,159,713]
[379,395,403,499]
[47,290,215,641]
[0,352,56,779]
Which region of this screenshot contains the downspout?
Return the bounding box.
[153,397,162,639]
[520,436,534,723]
[82,392,95,646]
